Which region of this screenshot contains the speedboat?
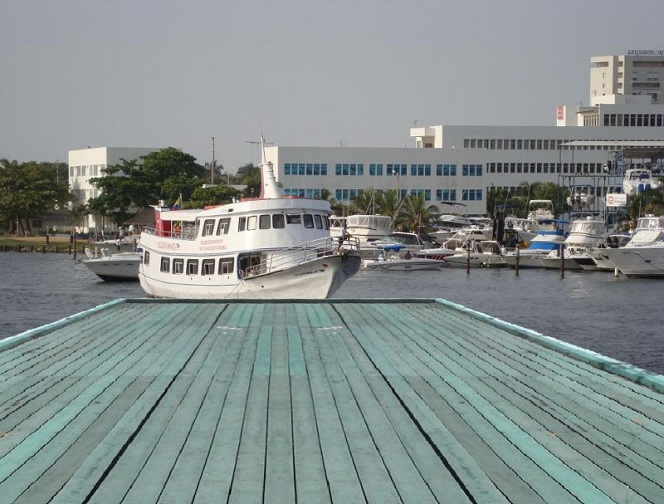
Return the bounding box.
[138,137,362,299]
[362,245,444,271]
[443,240,508,268]
[596,214,664,277]
[81,247,141,281]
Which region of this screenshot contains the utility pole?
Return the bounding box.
[210,137,216,184]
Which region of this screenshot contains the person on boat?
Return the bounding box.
[404,250,412,260]
[115,237,122,252]
[378,251,385,261]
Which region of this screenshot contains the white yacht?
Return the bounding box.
[622,168,661,196]
[138,138,362,299]
[443,240,507,268]
[539,215,606,271]
[597,214,664,277]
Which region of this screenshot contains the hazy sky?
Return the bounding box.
[2,0,663,171]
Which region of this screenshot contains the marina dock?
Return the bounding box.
[1,299,664,503]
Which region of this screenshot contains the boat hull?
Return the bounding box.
[81,256,140,281]
[139,254,361,299]
[599,247,664,277]
[361,258,443,271]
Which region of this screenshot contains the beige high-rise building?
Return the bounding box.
[590,51,664,105]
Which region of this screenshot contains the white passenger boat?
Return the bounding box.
[81,248,141,281]
[138,137,362,299]
[596,214,664,277]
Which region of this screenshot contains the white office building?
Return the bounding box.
[68,147,159,233]
[264,52,664,216]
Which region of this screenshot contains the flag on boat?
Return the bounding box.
[171,195,182,210]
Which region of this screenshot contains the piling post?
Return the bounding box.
[466,245,471,274]
[515,247,520,276]
[560,246,565,279]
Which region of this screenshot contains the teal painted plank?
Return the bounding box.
[287,308,331,503]
[297,305,367,503]
[48,304,223,504]
[192,307,260,503]
[336,304,509,503]
[325,322,443,504]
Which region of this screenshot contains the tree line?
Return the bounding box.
[2,149,662,235]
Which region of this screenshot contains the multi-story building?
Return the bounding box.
[68,147,159,233]
[266,52,664,216]
[590,51,664,105]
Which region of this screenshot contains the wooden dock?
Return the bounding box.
[1,299,663,503]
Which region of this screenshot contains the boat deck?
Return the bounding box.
[2,299,664,503]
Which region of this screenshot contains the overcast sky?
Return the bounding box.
[2,0,663,171]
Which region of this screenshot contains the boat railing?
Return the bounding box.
[245,236,360,277]
[142,225,199,240]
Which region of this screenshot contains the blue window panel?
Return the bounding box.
[410,164,417,176]
[349,189,357,199]
[313,164,320,175]
[477,189,482,200]
[306,188,314,198]
[477,166,483,176]
[358,164,364,176]
[298,163,305,175]
[462,165,469,176]
[343,164,349,176]
[335,189,342,200]
[284,163,291,175]
[425,189,431,201]
[350,164,356,176]
[335,164,342,176]
[425,164,431,176]
[306,163,313,175]
[436,164,442,176]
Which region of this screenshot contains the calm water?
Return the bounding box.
[1,252,663,374]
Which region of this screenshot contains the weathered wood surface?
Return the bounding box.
[1,299,663,503]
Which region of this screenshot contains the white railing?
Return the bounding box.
[245,236,360,277]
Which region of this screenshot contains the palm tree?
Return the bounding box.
[401,194,439,233]
[350,189,378,214]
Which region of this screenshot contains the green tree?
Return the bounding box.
[189,185,242,208]
[350,189,379,214]
[236,163,261,197]
[401,194,439,233]
[376,189,402,228]
[88,148,206,222]
[0,159,73,234]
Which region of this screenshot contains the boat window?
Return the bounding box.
[187,259,199,275]
[173,258,184,274]
[202,259,215,276]
[160,257,170,273]
[216,218,231,235]
[286,214,301,225]
[218,257,234,274]
[144,251,150,265]
[259,214,271,229]
[238,217,246,232]
[323,216,330,230]
[303,214,314,228]
[247,216,257,231]
[314,215,323,229]
[273,214,285,228]
[202,219,215,236]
